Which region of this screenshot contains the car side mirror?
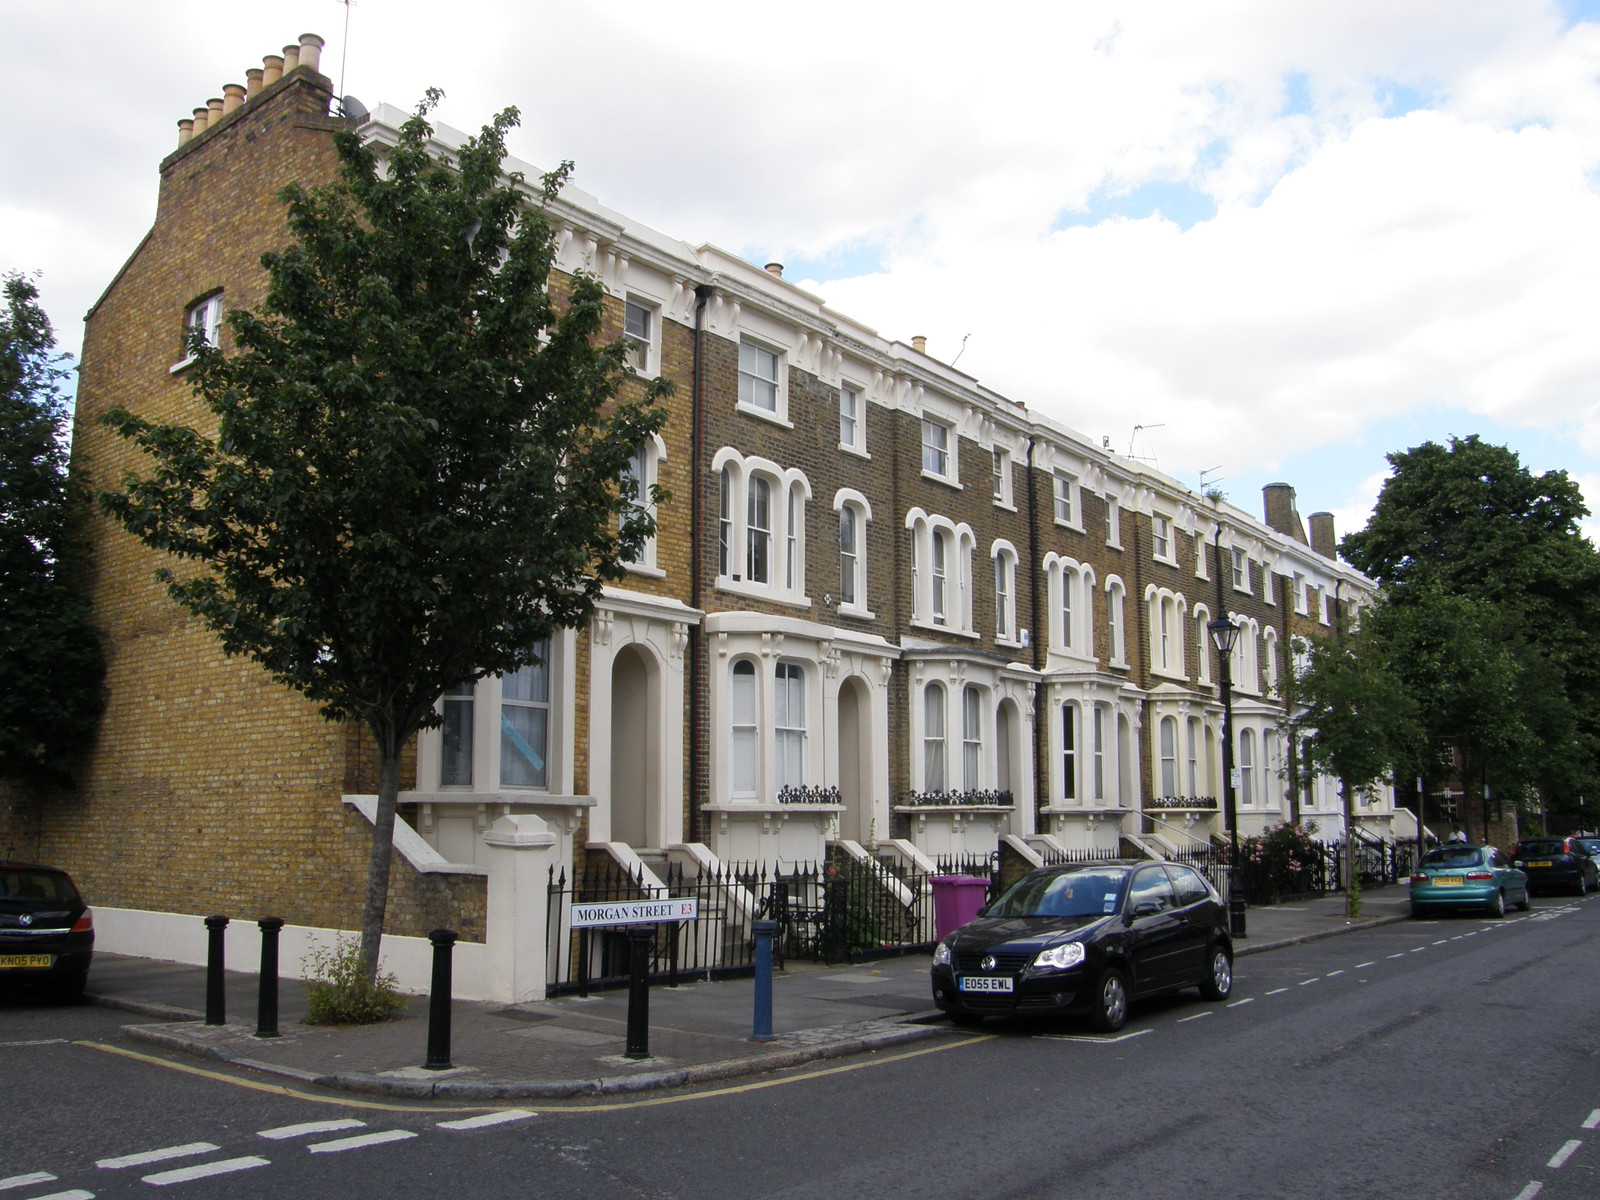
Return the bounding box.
[974,904,990,918]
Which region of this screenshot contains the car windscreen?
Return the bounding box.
[1574,840,1600,855]
[988,869,1128,919]
[1517,841,1566,857]
[0,869,80,904]
[1422,848,1483,869]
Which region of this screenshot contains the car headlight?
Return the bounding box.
[933,939,953,966]
[1033,941,1086,971]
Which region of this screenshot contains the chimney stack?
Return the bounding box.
[1262,482,1308,545]
[173,34,327,148]
[912,334,927,354]
[1308,512,1337,559]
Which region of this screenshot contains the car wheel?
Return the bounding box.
[1487,890,1506,918]
[1517,887,1532,912]
[1198,945,1233,1001]
[1089,967,1129,1032]
[947,1011,985,1029]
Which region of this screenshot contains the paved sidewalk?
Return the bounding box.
[87,887,1412,1100]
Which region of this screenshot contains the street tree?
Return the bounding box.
[100,95,669,980]
[1342,436,1600,827]
[0,271,104,789]
[1288,618,1419,913]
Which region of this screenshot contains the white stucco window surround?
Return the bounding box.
[737,334,790,425]
[1104,575,1128,666]
[715,447,811,605]
[413,628,579,799]
[902,652,1037,839]
[620,431,667,577]
[702,612,895,853]
[905,509,977,636]
[991,539,1020,646]
[833,488,874,619]
[1144,585,1189,680]
[1043,552,1096,662]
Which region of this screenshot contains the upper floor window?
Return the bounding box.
[1146,587,1186,677]
[839,507,859,608]
[619,435,664,573]
[1105,499,1121,548]
[907,511,976,634]
[922,418,953,481]
[992,448,1012,506]
[993,542,1018,642]
[716,449,810,603]
[1053,471,1078,526]
[1046,554,1095,658]
[1319,590,1332,625]
[738,338,782,416]
[1152,514,1173,562]
[623,299,654,375]
[1294,572,1309,614]
[1231,548,1248,591]
[176,292,223,368]
[839,383,864,452]
[1106,578,1127,665]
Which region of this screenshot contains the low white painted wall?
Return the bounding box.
[94,906,489,1000]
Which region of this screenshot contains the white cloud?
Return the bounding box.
[9,0,1600,525]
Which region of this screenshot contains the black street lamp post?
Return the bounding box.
[1208,616,1247,938]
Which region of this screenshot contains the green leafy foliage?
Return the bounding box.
[1339,435,1600,832]
[98,94,668,977]
[0,271,104,788]
[302,935,408,1025]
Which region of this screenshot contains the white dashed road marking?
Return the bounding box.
[1583,1109,1600,1130]
[97,1142,219,1169]
[1226,998,1254,1008]
[30,1190,93,1200]
[142,1156,270,1186]
[1267,987,1289,995]
[1354,961,1376,969]
[307,1130,418,1154]
[0,1174,56,1192]
[1548,1140,1582,1169]
[437,1110,539,1130]
[1177,1011,1214,1023]
[1298,977,1319,986]
[1511,1183,1543,1200]
[259,1119,367,1140]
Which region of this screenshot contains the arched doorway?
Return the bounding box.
[609,644,659,848]
[837,675,871,844]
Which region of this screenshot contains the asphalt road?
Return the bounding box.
[5,895,1598,1200]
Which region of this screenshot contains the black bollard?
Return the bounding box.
[204,914,229,1026]
[423,928,458,1071]
[255,917,284,1038]
[623,925,653,1060]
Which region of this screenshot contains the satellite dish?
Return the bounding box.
[339,94,369,122]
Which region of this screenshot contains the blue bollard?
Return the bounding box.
[751,919,777,1041]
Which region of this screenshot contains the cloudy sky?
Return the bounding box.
[7,0,1600,544]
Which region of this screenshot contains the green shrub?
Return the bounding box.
[302,935,409,1026]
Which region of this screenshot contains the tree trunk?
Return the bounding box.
[359,738,402,985]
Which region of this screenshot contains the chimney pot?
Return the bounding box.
[222,83,246,115]
[177,117,195,146]
[764,262,783,278]
[298,33,325,74]
[262,54,284,86]
[912,334,927,354]
[192,106,211,133]
[206,97,225,126]
[282,44,300,72]
[245,67,264,98]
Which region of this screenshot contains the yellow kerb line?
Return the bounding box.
[76,1032,991,1114]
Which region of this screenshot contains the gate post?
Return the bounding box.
[482,814,559,1004]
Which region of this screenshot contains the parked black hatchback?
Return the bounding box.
[0,863,94,1001]
[931,860,1232,1031]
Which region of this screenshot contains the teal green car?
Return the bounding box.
[1410,845,1530,917]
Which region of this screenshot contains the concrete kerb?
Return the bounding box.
[1234,912,1411,957]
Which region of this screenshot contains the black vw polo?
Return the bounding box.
[930,860,1233,1031]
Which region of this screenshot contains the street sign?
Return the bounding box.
[570,898,698,929]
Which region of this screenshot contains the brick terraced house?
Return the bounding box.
[8,34,1395,999]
